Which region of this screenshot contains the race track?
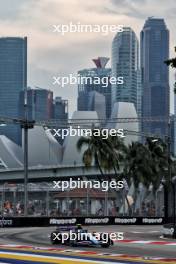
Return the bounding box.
[0,225,176,263]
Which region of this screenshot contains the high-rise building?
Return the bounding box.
[53,97,68,120]
[109,102,139,145]
[77,57,111,119]
[141,18,169,137]
[34,88,53,120]
[19,87,53,121]
[111,27,140,116]
[0,37,27,145]
[19,88,35,121]
[52,96,68,145]
[87,91,106,120]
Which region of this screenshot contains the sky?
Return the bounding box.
[0,0,176,115]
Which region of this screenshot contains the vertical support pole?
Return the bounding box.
[24,121,28,217]
[24,89,28,217]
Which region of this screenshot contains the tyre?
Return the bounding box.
[101,242,110,248]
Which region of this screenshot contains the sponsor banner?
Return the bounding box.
[0,219,13,227]
[0,217,166,227]
[50,218,77,225]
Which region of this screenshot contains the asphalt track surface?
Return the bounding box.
[0,225,176,263]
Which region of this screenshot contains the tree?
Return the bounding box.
[99,135,126,175]
[103,136,132,214]
[77,131,130,215]
[124,138,168,190]
[77,131,109,181]
[145,137,168,188]
[124,141,152,188]
[165,47,176,93]
[77,129,126,178]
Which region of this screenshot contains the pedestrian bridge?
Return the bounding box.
[0,165,117,183]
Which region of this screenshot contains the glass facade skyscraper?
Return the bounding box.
[53,96,68,144]
[141,18,169,137]
[33,88,53,121]
[19,87,53,121]
[77,57,111,119]
[0,37,27,145]
[53,96,68,120]
[111,27,140,116]
[87,91,106,120]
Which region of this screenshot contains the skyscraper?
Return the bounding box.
[34,88,53,121]
[53,96,68,121]
[141,18,169,137]
[19,88,35,121]
[77,57,111,119]
[111,27,140,116]
[87,91,106,120]
[53,96,68,144]
[19,87,53,121]
[0,37,27,145]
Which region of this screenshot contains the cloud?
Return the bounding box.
[0,0,26,20]
[0,0,176,114]
[109,0,176,20]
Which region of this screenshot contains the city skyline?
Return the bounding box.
[0,2,176,261]
[0,0,176,115]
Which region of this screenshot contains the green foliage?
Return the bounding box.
[77,130,170,190]
[76,129,126,180]
[124,138,168,189]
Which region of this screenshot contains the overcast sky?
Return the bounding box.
[0,0,176,115]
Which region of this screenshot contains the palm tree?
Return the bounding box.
[77,131,128,215]
[123,138,169,215]
[101,136,132,214]
[145,137,168,189]
[77,131,109,181]
[125,138,168,189]
[77,129,126,179]
[124,141,151,188]
[165,47,176,93]
[100,135,126,175]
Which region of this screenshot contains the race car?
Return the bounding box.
[50,224,114,248]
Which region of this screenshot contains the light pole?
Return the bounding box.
[162,120,172,221]
[171,176,176,238]
[23,120,28,217]
[167,120,171,183]
[155,184,163,217]
[151,120,171,221]
[21,91,35,217]
[161,177,168,219]
[46,189,49,216]
[1,183,6,216]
